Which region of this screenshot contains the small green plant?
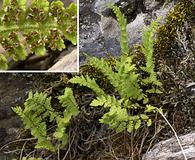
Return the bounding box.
[69,5,162,133]
[12,88,79,152]
[0,0,77,70]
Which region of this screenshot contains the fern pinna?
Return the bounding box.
[0,0,77,70]
[12,88,79,152]
[69,5,162,133]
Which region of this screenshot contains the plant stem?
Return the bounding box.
[157,108,187,160]
[0,23,59,34]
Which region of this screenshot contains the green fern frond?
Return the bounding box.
[115,56,145,100]
[101,106,128,133]
[115,56,135,74]
[109,5,129,55]
[88,57,118,88]
[91,95,128,132]
[55,88,79,146]
[24,91,57,121]
[12,91,56,151]
[31,0,49,11]
[58,88,79,116]
[63,3,77,45]
[88,55,144,100]
[13,88,80,151]
[69,75,105,97]
[12,106,55,151]
[0,0,77,70]
[90,95,151,132]
[141,21,156,74]
[141,20,162,88]
[145,104,157,113]
[90,95,124,108]
[90,95,152,133]
[77,56,142,100]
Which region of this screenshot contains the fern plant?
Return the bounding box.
[12,88,79,152]
[69,5,162,133]
[0,0,77,70]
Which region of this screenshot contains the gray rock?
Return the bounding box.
[93,0,137,17]
[127,13,146,46]
[0,74,34,146]
[79,0,176,63]
[48,48,78,72]
[144,0,161,11]
[142,132,195,160]
[93,0,119,14]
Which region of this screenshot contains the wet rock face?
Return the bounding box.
[79,0,175,62]
[0,74,34,146]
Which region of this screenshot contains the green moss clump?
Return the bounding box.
[154,0,193,56]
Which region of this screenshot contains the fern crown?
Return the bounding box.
[69,5,162,133]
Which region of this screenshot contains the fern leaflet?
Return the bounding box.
[69,75,106,97]
[54,88,79,147]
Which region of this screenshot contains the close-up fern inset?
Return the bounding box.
[0,0,77,70]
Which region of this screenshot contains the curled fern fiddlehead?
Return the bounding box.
[0,0,77,70]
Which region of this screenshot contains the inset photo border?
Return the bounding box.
[0,0,79,72]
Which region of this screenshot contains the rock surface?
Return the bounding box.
[0,74,34,146]
[142,132,195,160]
[79,0,175,62]
[48,48,78,72]
[0,74,39,159]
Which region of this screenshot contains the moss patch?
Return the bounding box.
[154,0,193,56]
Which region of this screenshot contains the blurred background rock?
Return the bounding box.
[79,0,175,62]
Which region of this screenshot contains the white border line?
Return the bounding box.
[0,0,79,73]
[77,0,79,73]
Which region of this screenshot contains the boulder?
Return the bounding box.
[79,0,175,62]
[142,132,195,160]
